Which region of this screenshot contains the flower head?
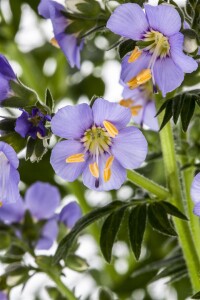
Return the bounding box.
[120,83,159,131]
[50,98,147,191]
[191,173,200,216]
[38,0,84,68]
[107,4,198,96]
[0,181,81,250]
[0,142,20,204]
[0,55,16,103]
[15,108,51,139]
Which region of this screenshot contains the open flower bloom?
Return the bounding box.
[0,54,16,103]
[191,173,200,216]
[15,108,51,139]
[50,98,147,191]
[120,83,159,131]
[38,0,84,68]
[0,181,81,250]
[0,142,20,204]
[107,4,198,96]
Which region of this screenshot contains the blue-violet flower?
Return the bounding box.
[0,55,16,104]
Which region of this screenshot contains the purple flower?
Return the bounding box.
[107,4,198,96]
[0,54,16,103]
[0,291,7,300]
[0,142,20,204]
[38,0,84,68]
[0,181,81,250]
[120,83,158,131]
[50,98,147,191]
[191,173,200,216]
[15,108,51,139]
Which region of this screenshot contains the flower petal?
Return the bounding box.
[107,3,149,40]
[36,218,58,250]
[50,140,87,181]
[121,52,151,83]
[169,32,198,73]
[51,104,93,139]
[111,126,147,169]
[15,111,32,138]
[141,101,159,131]
[0,77,11,102]
[144,4,181,36]
[25,182,60,220]
[153,57,184,96]
[59,201,82,228]
[82,154,126,191]
[0,55,16,79]
[194,202,200,216]
[38,0,51,19]
[191,173,200,204]
[92,98,131,130]
[0,142,19,168]
[0,166,20,204]
[0,197,25,224]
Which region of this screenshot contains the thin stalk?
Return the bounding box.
[48,271,77,300]
[127,169,170,199]
[156,98,200,291]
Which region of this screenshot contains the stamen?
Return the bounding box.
[0,201,3,207]
[66,153,85,163]
[128,69,151,90]
[128,47,142,63]
[89,162,99,178]
[131,105,143,116]
[104,168,111,182]
[119,99,134,108]
[50,37,60,48]
[103,121,118,138]
[37,132,43,139]
[105,156,114,169]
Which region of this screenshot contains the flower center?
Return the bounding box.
[81,125,112,156]
[28,114,42,127]
[143,30,170,59]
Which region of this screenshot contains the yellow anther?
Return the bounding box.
[103,168,111,182]
[50,37,60,48]
[0,201,2,207]
[66,153,85,163]
[130,105,143,116]
[128,47,142,63]
[105,156,114,169]
[119,99,134,108]
[128,69,152,89]
[103,121,118,138]
[89,162,99,178]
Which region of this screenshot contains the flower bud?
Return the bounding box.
[182,29,199,53]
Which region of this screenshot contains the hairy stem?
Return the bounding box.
[156,98,200,291]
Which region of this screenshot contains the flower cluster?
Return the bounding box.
[107,3,198,96]
[0,181,82,250]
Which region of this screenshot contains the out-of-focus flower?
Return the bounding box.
[0,55,16,104]
[0,142,20,204]
[50,98,147,191]
[107,4,198,96]
[38,0,84,68]
[0,291,8,300]
[15,108,51,139]
[0,181,82,250]
[120,83,158,131]
[191,173,200,216]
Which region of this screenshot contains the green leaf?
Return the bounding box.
[26,138,48,163]
[159,100,173,131]
[76,0,101,16]
[128,204,147,260]
[45,88,54,112]
[0,231,11,249]
[180,94,196,132]
[99,288,113,300]
[0,132,26,152]
[4,263,28,277]
[160,201,188,220]
[172,94,184,124]
[100,207,127,263]
[0,118,16,133]
[192,291,200,299]
[53,201,124,263]
[148,203,177,236]
[118,39,137,59]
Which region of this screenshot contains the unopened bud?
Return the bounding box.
[182,29,198,54]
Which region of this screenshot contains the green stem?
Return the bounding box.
[48,271,77,300]
[156,98,200,291]
[127,170,170,199]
